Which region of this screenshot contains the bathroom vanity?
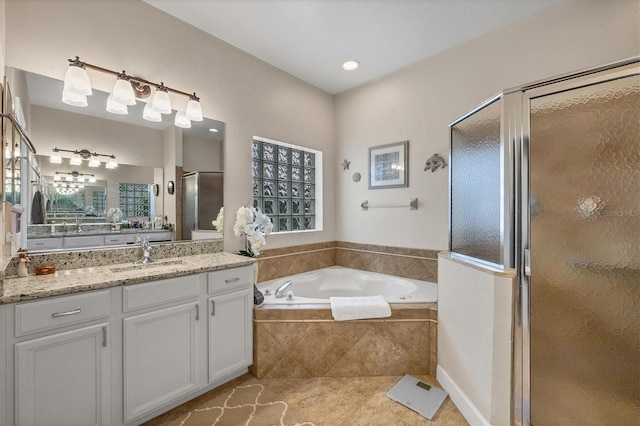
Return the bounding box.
[0,249,255,426]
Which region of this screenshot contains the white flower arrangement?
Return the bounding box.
[233,206,273,257]
[107,207,123,222]
[212,207,224,233]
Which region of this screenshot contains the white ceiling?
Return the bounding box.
[144,0,565,94]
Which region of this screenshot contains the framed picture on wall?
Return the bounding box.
[368,141,409,189]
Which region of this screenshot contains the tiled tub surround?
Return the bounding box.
[257,241,440,283]
[251,303,438,379]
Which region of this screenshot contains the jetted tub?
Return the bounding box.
[257,266,437,304]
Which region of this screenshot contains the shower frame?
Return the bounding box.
[448,57,639,426]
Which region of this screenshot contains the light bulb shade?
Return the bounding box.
[151,88,172,114]
[106,94,128,115]
[4,144,11,158]
[88,156,101,167]
[112,78,136,105]
[174,110,191,129]
[106,156,118,169]
[70,152,82,166]
[89,176,96,183]
[62,88,88,107]
[78,184,85,189]
[185,99,203,121]
[77,176,85,183]
[50,151,63,164]
[53,174,61,181]
[63,65,92,96]
[143,102,162,122]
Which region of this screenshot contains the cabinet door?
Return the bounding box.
[15,323,110,426]
[208,290,252,383]
[123,302,201,423]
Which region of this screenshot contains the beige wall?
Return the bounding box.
[4,0,336,253]
[334,0,640,251]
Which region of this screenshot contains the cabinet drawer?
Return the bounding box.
[15,290,111,337]
[27,237,62,251]
[63,235,104,249]
[123,275,201,313]
[208,266,252,295]
[104,234,128,245]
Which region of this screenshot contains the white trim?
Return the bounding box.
[437,365,490,426]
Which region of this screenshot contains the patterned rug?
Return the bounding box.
[146,381,316,426]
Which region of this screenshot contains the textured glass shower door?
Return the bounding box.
[528,73,640,425]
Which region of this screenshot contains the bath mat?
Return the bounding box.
[387,374,448,420]
[143,380,316,426]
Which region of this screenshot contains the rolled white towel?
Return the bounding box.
[329,295,391,321]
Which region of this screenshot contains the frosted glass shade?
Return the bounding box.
[112,78,136,105]
[70,152,82,166]
[53,174,61,181]
[143,102,162,122]
[151,88,172,114]
[62,88,88,107]
[174,110,191,128]
[88,176,96,183]
[63,65,92,96]
[50,151,62,164]
[88,156,100,167]
[106,94,128,115]
[185,99,203,121]
[106,157,118,169]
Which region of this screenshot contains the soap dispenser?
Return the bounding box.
[17,252,30,278]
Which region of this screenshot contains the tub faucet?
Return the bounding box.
[76,217,83,233]
[275,280,293,298]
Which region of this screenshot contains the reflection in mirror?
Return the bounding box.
[6,68,225,253]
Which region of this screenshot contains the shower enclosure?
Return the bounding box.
[449,59,639,425]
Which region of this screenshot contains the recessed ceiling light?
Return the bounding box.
[342,60,360,71]
[209,128,218,133]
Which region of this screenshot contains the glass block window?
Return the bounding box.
[118,183,150,218]
[253,136,322,232]
[92,191,106,213]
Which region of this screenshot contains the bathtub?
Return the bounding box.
[257,266,437,304]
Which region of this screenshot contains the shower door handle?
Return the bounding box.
[524,249,531,276]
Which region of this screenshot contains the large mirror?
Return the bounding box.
[5,68,225,253]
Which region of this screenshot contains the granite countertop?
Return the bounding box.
[1,252,255,304]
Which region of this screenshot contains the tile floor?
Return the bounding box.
[144,372,469,425]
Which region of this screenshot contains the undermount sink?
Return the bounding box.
[110,259,185,273]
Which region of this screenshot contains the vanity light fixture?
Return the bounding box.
[51,148,118,169]
[62,56,203,126]
[174,110,191,129]
[342,59,360,71]
[53,170,96,184]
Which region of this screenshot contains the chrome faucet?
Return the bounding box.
[135,236,154,264]
[275,280,292,298]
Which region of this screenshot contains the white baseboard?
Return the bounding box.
[437,365,490,426]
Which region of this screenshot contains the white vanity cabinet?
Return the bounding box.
[10,290,112,426]
[122,274,204,424]
[207,267,253,383]
[1,262,254,426]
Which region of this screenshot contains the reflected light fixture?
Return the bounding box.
[174,110,191,129]
[62,56,203,126]
[142,102,161,122]
[106,94,128,115]
[51,148,117,169]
